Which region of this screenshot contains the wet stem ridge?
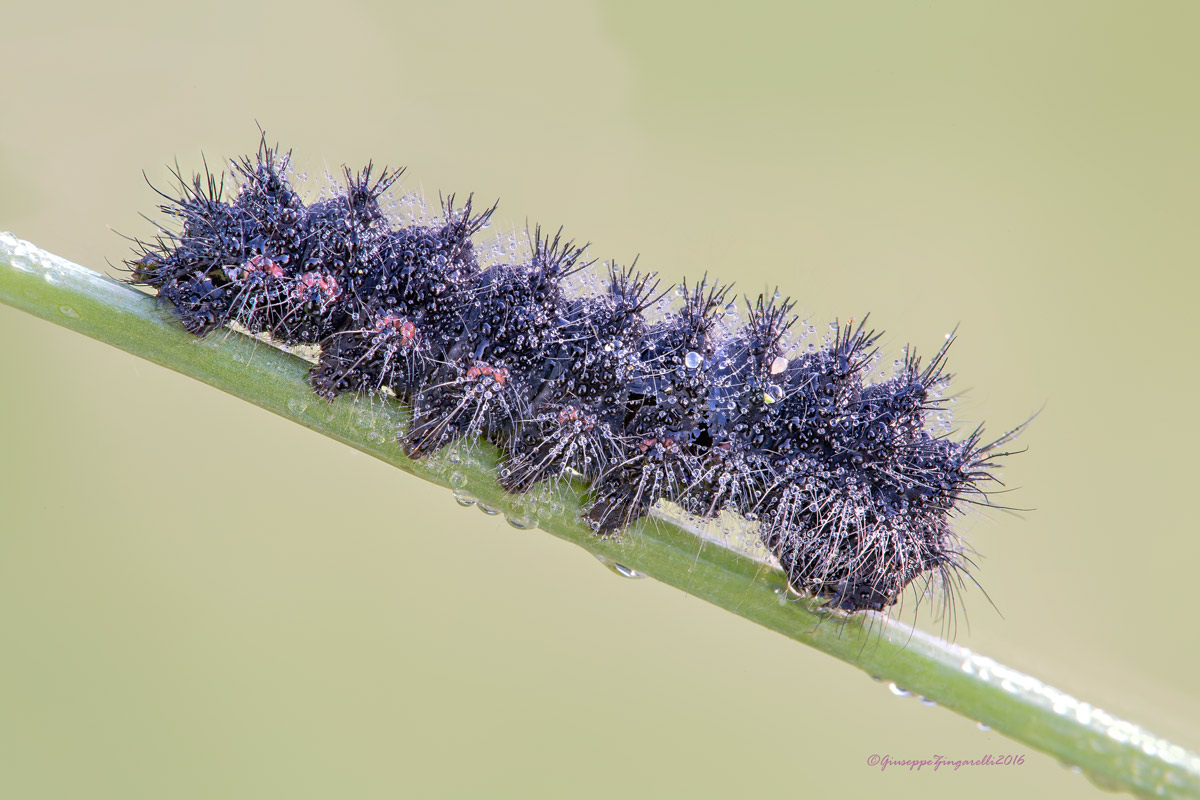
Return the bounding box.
[1,233,1198,799]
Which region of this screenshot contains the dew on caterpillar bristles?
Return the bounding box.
[124,133,1030,621]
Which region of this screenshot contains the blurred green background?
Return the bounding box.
[2,1,1197,797]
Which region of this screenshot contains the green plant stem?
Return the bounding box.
[2,232,1197,799]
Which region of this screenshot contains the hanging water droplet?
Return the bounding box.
[453,490,477,507]
[594,554,646,579]
[977,722,991,731]
[919,696,937,707]
[477,503,502,516]
[611,562,645,579]
[888,682,911,697]
[684,351,703,369]
[505,513,536,530]
[1081,768,1123,793]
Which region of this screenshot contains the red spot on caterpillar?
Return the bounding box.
[244,254,285,279]
[466,363,510,387]
[373,314,417,345]
[295,272,340,302]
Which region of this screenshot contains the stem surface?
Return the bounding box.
[2,232,1196,799]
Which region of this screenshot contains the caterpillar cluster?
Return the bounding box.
[128,139,1019,613]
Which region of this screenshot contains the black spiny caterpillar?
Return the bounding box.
[128,138,1022,613]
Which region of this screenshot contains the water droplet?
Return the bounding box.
[919,696,936,707]
[505,513,536,530]
[286,398,309,415]
[769,356,788,375]
[977,722,991,731]
[447,447,462,465]
[1081,768,1123,793]
[449,471,468,489]
[477,503,501,516]
[453,490,477,507]
[610,562,645,579]
[58,305,79,319]
[763,384,784,404]
[684,351,703,369]
[888,683,911,697]
[594,554,646,579]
